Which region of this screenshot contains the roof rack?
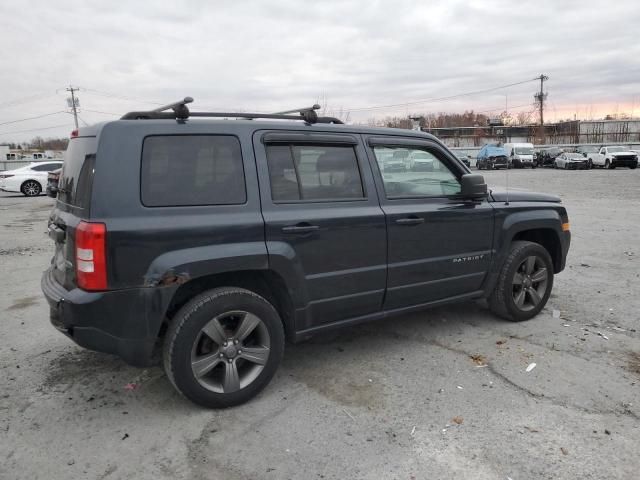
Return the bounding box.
[120,98,343,124]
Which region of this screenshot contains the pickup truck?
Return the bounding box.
[588,145,638,169]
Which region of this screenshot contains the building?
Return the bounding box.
[425,119,640,148]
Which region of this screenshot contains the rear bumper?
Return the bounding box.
[41,268,172,366]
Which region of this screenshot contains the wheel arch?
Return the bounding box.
[511,228,562,273]
[161,269,296,343]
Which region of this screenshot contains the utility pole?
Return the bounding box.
[66,85,79,130]
[534,74,548,144]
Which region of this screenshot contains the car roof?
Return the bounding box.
[77,119,442,142]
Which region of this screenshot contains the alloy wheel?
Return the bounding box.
[512,255,549,312]
[23,181,41,196]
[190,310,271,393]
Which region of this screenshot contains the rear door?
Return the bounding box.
[49,135,97,289]
[365,136,494,310]
[253,131,386,331]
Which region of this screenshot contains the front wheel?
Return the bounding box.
[489,241,554,322]
[163,287,285,408]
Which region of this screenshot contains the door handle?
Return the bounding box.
[281,224,320,234]
[395,217,424,226]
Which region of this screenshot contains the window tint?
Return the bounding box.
[373,146,461,198]
[266,144,364,202]
[58,137,97,209]
[32,163,61,171]
[141,135,246,207]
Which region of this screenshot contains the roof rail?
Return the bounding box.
[120,98,343,124]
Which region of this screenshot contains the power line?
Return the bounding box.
[0,111,67,127]
[81,108,121,116]
[0,92,59,109]
[79,87,163,106]
[0,123,72,136]
[345,78,540,113]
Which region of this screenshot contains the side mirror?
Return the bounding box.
[460,173,487,199]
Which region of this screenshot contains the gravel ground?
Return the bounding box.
[1,168,639,480]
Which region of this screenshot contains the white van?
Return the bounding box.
[503,143,535,168]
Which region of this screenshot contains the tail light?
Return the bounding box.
[75,221,107,290]
[70,129,79,138]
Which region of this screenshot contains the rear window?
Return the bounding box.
[141,135,246,207]
[58,137,97,209]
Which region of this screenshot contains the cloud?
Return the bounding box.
[0,0,639,140]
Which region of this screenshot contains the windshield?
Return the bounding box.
[607,146,625,152]
[514,147,534,155]
[565,153,584,159]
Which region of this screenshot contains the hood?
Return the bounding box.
[610,151,636,156]
[489,188,561,203]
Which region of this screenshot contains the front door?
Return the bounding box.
[253,130,387,330]
[366,136,495,310]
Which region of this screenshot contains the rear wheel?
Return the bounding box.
[163,287,285,408]
[21,180,41,197]
[605,159,611,169]
[490,241,554,322]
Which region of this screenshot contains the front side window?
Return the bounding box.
[373,146,461,198]
[141,135,246,207]
[266,144,364,202]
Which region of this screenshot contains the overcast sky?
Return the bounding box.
[1,0,639,142]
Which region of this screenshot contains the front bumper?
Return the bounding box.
[41,268,172,366]
[612,158,638,168]
[566,161,588,170]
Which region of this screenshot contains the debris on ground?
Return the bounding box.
[452,416,463,425]
[122,433,129,440]
[526,363,537,372]
[580,263,591,268]
[605,429,611,435]
[524,426,539,433]
[411,426,416,436]
[560,447,568,455]
[124,383,139,391]
[456,385,464,390]
[342,408,355,421]
[496,339,507,345]
[470,354,487,366]
[552,309,561,318]
[596,331,609,340]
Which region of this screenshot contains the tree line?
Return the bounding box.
[1,136,69,151]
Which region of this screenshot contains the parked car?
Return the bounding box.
[0,161,63,196]
[554,152,588,170]
[503,143,536,168]
[41,99,571,408]
[476,144,510,170]
[380,149,408,172]
[46,168,62,198]
[454,152,471,167]
[408,150,435,171]
[589,145,638,169]
[537,147,564,167]
[575,145,600,165]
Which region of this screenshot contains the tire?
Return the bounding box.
[630,163,637,170]
[163,287,285,408]
[587,159,593,169]
[21,180,42,197]
[489,241,554,322]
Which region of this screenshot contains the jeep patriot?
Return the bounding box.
[41,99,571,407]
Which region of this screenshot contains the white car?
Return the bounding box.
[554,152,588,170]
[408,150,435,171]
[589,146,638,169]
[0,161,63,196]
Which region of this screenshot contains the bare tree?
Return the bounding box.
[516,111,533,125]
